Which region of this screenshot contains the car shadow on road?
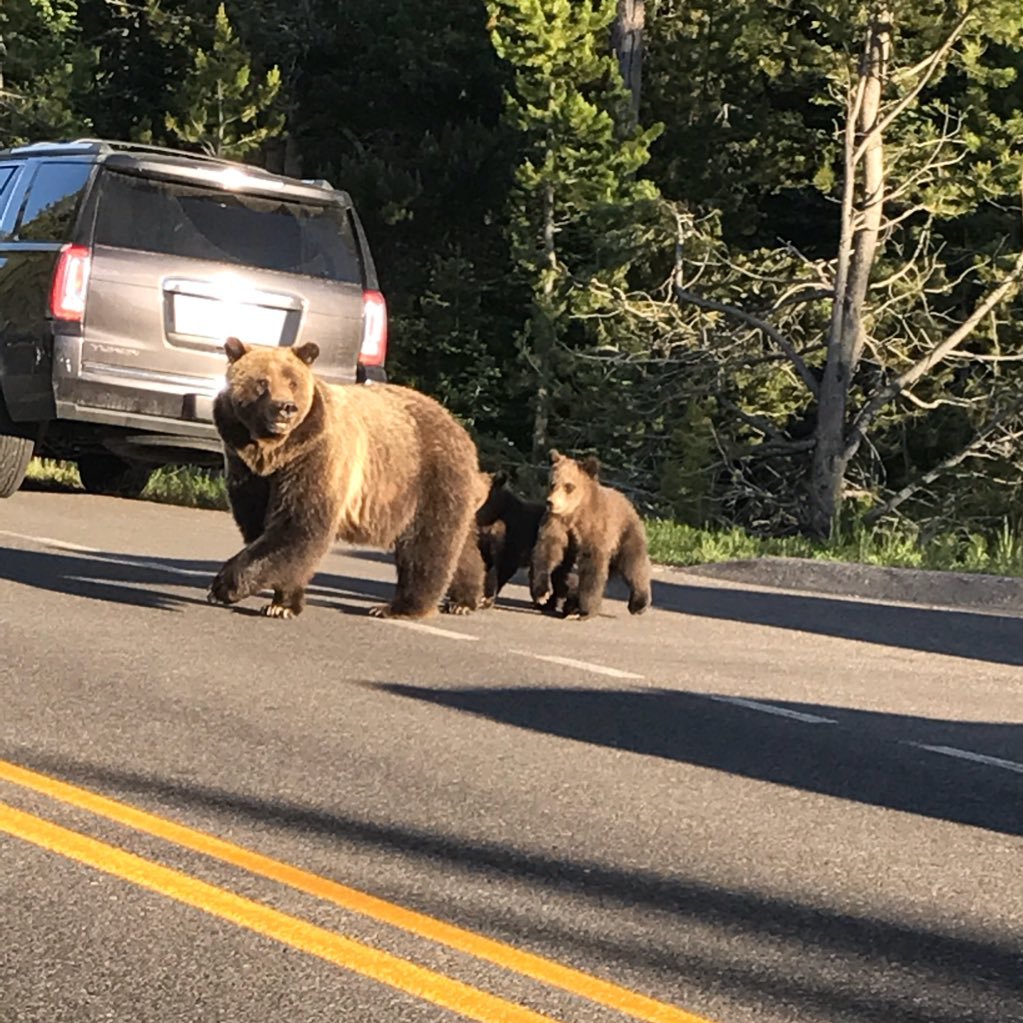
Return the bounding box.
[10,747,1021,1023]
[380,682,1023,838]
[646,575,1023,667]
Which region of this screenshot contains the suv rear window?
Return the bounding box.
[16,161,92,241]
[93,170,363,283]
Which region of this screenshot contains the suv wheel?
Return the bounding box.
[77,454,153,498]
[0,433,35,498]
[0,394,36,498]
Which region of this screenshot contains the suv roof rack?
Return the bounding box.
[72,138,239,165]
[0,137,248,168]
[0,138,339,195]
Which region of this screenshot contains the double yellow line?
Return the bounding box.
[0,759,715,1023]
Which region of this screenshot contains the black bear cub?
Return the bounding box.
[476,471,576,611]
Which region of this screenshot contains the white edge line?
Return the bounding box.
[0,530,99,553]
[0,530,210,580]
[511,651,644,680]
[703,694,837,724]
[388,620,479,641]
[905,742,1023,775]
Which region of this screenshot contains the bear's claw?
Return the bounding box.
[261,603,295,619]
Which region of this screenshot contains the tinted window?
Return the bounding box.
[0,165,19,237]
[0,167,16,205]
[94,171,363,283]
[16,161,92,241]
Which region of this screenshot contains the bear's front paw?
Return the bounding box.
[207,565,243,606]
[530,574,552,607]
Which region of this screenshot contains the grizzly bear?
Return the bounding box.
[207,338,486,619]
[530,450,652,620]
[475,470,576,609]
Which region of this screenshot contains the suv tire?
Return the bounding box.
[77,454,153,498]
[0,393,36,498]
[0,432,34,498]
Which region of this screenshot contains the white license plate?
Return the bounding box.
[172,294,288,347]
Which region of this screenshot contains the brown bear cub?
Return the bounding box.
[208,338,486,619]
[475,470,575,610]
[530,450,652,620]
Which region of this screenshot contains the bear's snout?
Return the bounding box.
[263,399,300,434]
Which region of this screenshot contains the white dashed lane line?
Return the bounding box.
[510,651,644,680]
[702,694,838,724]
[7,528,1021,778]
[905,742,1023,775]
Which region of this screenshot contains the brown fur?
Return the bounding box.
[530,449,652,620]
[208,338,485,619]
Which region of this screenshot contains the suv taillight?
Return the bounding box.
[358,289,388,368]
[50,244,92,322]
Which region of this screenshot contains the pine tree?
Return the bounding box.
[487,0,662,462]
[0,0,94,145]
[164,3,282,160]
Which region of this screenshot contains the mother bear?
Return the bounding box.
[207,338,486,619]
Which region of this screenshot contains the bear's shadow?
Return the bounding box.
[0,545,406,618]
[0,546,207,612]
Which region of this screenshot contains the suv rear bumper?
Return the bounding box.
[52,333,223,449]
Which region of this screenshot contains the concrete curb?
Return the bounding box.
[661,556,1023,615]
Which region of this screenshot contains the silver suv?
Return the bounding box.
[0,139,387,497]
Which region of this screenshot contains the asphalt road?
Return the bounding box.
[0,489,1021,1023]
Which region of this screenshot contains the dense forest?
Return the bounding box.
[3,0,1023,539]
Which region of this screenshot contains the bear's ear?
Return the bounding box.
[492,470,509,490]
[549,449,562,464]
[292,342,320,366]
[580,455,601,478]
[224,337,248,363]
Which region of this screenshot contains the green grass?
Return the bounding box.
[24,458,1023,578]
[140,465,228,510]
[25,458,228,510]
[645,517,1023,578]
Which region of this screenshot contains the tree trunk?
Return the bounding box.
[808,7,891,537]
[283,130,303,177]
[611,0,644,128]
[530,179,557,463]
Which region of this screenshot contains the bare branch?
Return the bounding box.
[673,283,820,399]
[845,246,1023,458]
[865,396,1023,523]
[946,351,1023,363]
